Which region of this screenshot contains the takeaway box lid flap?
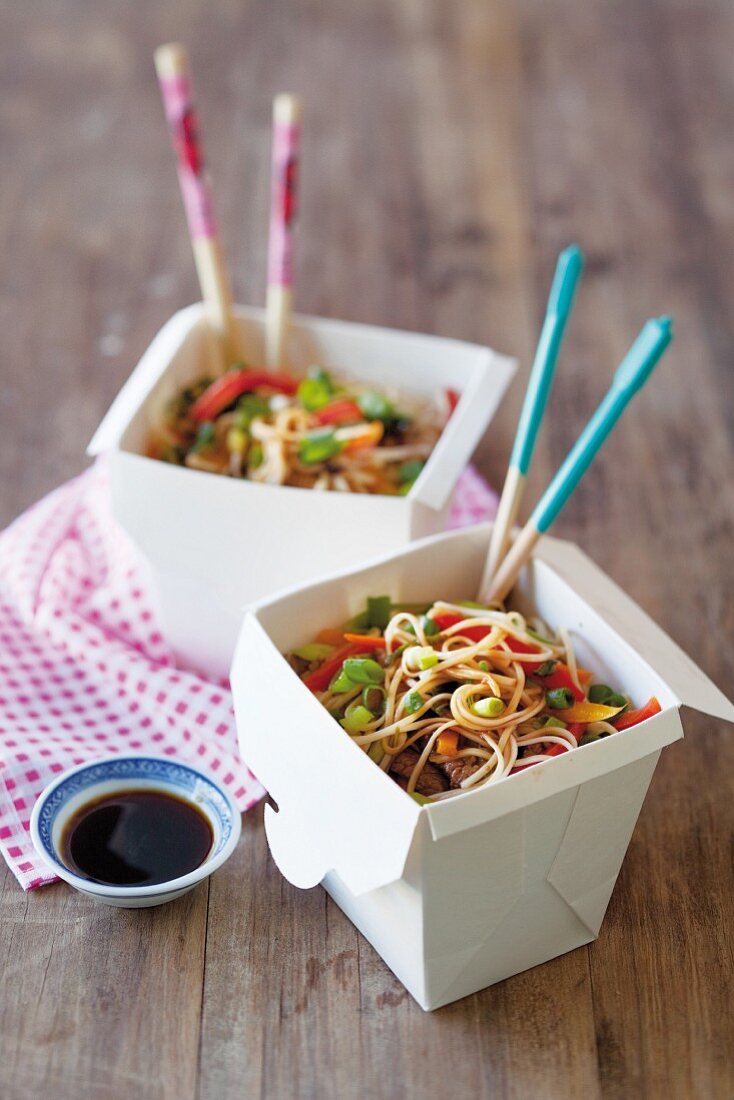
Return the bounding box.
[534,536,734,724]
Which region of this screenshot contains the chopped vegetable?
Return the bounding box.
[357,391,395,421]
[291,642,335,662]
[316,628,348,646]
[588,683,629,709]
[473,696,505,718]
[406,646,439,671]
[613,696,662,731]
[445,388,460,415]
[337,421,384,451]
[340,703,375,734]
[343,632,386,650]
[342,657,384,685]
[546,687,576,709]
[298,427,343,465]
[366,596,392,630]
[193,421,216,452]
[226,426,248,454]
[408,791,430,806]
[235,393,270,427]
[368,740,385,765]
[436,730,460,757]
[543,715,567,729]
[302,642,366,693]
[404,691,424,714]
[298,372,335,412]
[557,700,626,723]
[398,459,425,486]
[362,686,386,712]
[533,661,586,702]
[313,398,363,425]
[190,368,297,421]
[329,668,356,693]
[421,615,440,637]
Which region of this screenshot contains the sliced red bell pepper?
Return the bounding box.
[445,388,460,415]
[613,696,662,731]
[532,661,585,702]
[190,369,297,422]
[431,612,490,643]
[313,399,364,426]
[431,612,543,665]
[343,633,386,650]
[511,739,571,774]
[302,642,371,693]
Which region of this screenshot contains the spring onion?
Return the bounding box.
[298,428,343,465]
[292,643,335,662]
[546,687,576,709]
[342,657,384,685]
[404,691,423,714]
[406,646,439,671]
[357,391,395,421]
[340,703,375,734]
[473,696,505,718]
[226,426,248,454]
[362,685,386,712]
[366,595,392,630]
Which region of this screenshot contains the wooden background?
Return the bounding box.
[1,1,732,1097]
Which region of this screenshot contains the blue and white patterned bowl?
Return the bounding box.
[29,755,242,907]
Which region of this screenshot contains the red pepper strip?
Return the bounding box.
[446,388,460,415]
[313,399,364,426]
[532,661,585,702]
[431,612,543,664]
[511,740,571,774]
[613,696,662,731]
[566,722,586,741]
[343,633,386,650]
[302,642,366,693]
[190,369,297,422]
[431,612,490,643]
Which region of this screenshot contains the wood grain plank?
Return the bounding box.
[513,2,734,1098]
[0,865,208,1100]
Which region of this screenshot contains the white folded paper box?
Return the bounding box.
[88,304,515,678]
[231,524,734,1011]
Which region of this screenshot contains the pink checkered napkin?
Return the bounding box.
[0,461,496,890]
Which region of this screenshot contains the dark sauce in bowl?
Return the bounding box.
[60,789,213,887]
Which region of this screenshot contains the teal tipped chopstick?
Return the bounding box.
[484,316,674,604]
[482,245,584,590]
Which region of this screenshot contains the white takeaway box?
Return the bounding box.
[231,523,734,1011]
[88,304,515,678]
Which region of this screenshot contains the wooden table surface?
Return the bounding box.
[1,1,732,1097]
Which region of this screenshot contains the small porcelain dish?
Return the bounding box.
[29,754,242,908]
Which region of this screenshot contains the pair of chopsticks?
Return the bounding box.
[154,43,300,372]
[479,246,673,604]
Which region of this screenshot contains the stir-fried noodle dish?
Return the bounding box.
[286,598,662,802]
[147,362,450,495]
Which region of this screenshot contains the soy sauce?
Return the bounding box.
[61,789,213,887]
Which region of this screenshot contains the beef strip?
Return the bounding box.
[287,653,311,677]
[440,756,483,788]
[390,749,449,796]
